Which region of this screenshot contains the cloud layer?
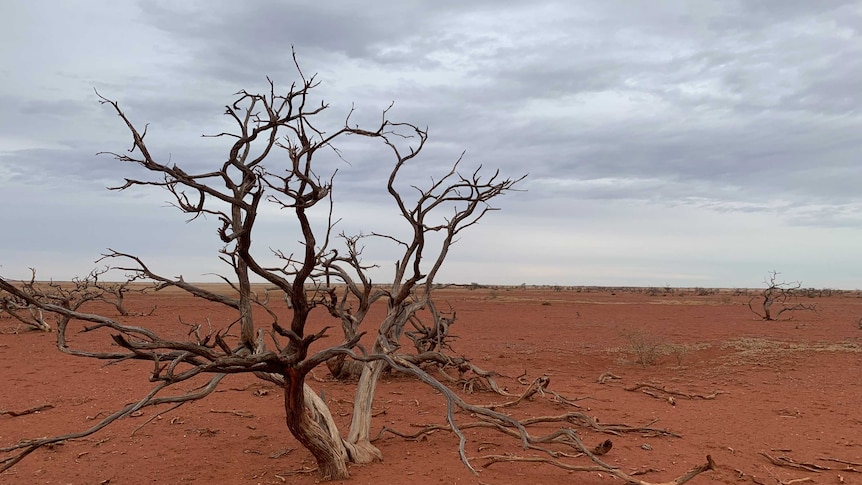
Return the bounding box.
[1,0,861,288]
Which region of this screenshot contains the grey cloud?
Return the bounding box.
[785,204,862,228]
[0,148,115,186]
[3,0,862,286]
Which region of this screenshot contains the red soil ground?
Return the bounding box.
[2,287,861,484]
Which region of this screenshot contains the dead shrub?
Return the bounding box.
[622,330,664,368]
[621,331,693,367]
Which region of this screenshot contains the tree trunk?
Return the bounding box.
[345,360,386,463]
[345,303,417,463]
[283,372,350,480]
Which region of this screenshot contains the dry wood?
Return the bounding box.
[625,382,726,400]
[0,404,54,417]
[277,467,317,477]
[0,375,224,472]
[210,409,255,418]
[819,456,862,467]
[481,453,715,485]
[598,371,621,384]
[547,391,587,408]
[377,410,678,444]
[485,376,550,409]
[759,452,829,472]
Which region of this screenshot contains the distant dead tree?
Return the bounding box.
[748,271,817,321]
[92,271,157,317]
[0,51,714,483]
[0,267,149,333]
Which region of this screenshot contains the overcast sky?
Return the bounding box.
[1,0,861,288]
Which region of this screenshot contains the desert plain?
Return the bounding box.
[2,286,861,484]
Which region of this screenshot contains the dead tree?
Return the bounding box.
[0,267,153,334]
[748,271,817,321]
[0,268,117,333]
[91,272,157,317]
[0,52,714,484]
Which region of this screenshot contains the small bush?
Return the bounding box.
[621,331,691,367]
[623,330,663,368]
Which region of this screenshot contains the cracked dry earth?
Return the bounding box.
[2,288,861,484]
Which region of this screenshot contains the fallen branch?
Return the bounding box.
[485,376,550,409]
[548,392,587,407]
[0,404,54,417]
[277,467,317,477]
[625,383,725,400]
[598,372,621,384]
[819,456,862,467]
[759,452,829,472]
[481,453,715,485]
[521,413,680,438]
[210,409,255,418]
[376,411,678,445]
[1,375,225,472]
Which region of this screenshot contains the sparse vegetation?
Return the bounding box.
[621,330,694,368]
[623,330,664,368]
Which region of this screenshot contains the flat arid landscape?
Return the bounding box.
[2,286,861,484]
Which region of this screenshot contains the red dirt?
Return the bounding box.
[2,287,862,484]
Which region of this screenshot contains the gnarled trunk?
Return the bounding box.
[283,372,350,480]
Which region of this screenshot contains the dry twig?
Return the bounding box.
[759,452,829,472]
[597,372,621,384]
[210,409,255,418]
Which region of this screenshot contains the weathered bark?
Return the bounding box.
[283,372,350,480]
[345,360,387,463]
[345,303,415,462]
